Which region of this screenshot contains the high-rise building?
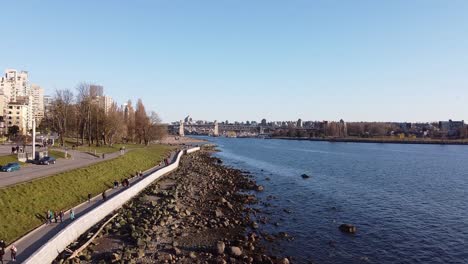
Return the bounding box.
[31,84,44,124]
[6,96,33,134]
[90,85,104,97]
[99,96,114,113]
[43,95,53,113]
[0,69,30,102]
[297,118,303,128]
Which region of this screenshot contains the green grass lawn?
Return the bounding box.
[48,150,71,159]
[0,155,20,166]
[57,138,146,155]
[0,144,171,243]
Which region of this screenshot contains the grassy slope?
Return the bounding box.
[48,150,70,159]
[0,155,20,166]
[0,144,171,243]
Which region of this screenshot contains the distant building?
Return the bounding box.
[6,96,32,134]
[0,69,29,102]
[184,115,191,124]
[439,120,465,137]
[43,95,53,115]
[89,85,104,97]
[297,118,303,128]
[97,95,114,113]
[31,84,44,124]
[261,118,267,126]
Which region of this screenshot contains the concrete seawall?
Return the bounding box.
[23,147,200,264]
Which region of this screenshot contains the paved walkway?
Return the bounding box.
[0,150,123,188]
[4,151,177,263]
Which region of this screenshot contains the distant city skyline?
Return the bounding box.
[1,1,467,123]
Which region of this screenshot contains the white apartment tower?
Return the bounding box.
[31,84,45,124]
[0,69,29,102]
[0,69,45,134]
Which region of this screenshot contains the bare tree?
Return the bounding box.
[51,89,74,146]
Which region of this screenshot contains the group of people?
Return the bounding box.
[0,240,17,262]
[11,146,24,154]
[46,208,75,224]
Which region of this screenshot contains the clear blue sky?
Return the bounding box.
[1,0,467,123]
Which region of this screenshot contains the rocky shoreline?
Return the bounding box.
[55,148,290,263]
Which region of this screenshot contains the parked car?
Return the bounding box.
[38,156,56,165]
[1,163,21,172]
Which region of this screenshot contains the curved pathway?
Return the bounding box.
[3,151,177,263]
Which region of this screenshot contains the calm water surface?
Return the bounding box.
[200,137,468,264]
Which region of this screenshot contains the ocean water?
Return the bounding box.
[200,137,468,264]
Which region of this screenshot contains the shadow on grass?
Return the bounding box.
[35,213,47,223]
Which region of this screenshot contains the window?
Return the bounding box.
[8,121,12,125]
[8,111,11,114]
[17,107,20,110]
[9,106,12,109]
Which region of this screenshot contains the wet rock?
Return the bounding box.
[251,221,259,229]
[216,241,225,254]
[301,174,311,179]
[230,246,242,256]
[111,252,121,262]
[280,258,290,264]
[339,224,357,234]
[256,185,264,192]
[215,208,224,218]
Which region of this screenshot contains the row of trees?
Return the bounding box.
[40,83,166,146]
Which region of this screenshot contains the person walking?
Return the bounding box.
[102,190,107,201]
[0,245,4,264]
[50,210,55,224]
[59,210,64,223]
[88,193,92,203]
[70,208,75,220]
[10,244,17,262]
[54,211,58,223]
[45,210,50,224]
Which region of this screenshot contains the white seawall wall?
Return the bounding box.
[24,147,200,264]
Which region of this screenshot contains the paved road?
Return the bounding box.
[4,151,177,263]
[0,150,123,188]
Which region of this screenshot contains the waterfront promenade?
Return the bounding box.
[3,151,177,263]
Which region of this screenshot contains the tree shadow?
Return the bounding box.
[35,213,47,223]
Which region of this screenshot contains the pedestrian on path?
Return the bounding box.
[70,208,75,220]
[10,244,17,262]
[0,239,5,264]
[88,193,92,203]
[0,246,4,264]
[113,180,118,188]
[45,211,50,224]
[59,210,64,223]
[102,190,107,201]
[54,211,58,223]
[50,211,55,224]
